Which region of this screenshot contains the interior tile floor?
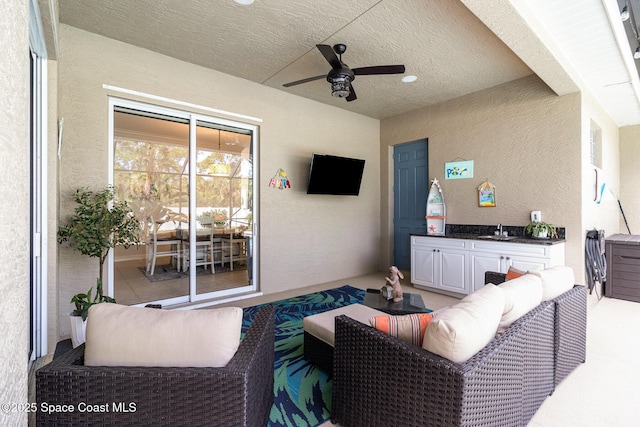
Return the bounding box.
[114,259,249,306]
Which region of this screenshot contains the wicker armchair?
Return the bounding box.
[331,301,556,427]
[36,305,274,427]
[485,270,587,387]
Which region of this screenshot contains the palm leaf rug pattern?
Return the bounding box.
[241,285,365,427]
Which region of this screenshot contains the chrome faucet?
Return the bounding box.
[497,224,502,235]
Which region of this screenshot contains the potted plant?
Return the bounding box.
[58,186,142,346]
[524,221,557,239]
[198,209,228,227]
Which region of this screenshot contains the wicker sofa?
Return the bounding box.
[331,273,586,427]
[36,305,274,427]
[485,271,587,388]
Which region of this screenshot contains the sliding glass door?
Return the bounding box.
[109,99,256,307]
[194,122,253,296]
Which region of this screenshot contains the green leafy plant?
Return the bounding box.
[70,288,116,321]
[58,186,142,320]
[524,221,557,239]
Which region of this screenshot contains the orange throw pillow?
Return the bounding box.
[369,313,433,346]
[505,266,527,281]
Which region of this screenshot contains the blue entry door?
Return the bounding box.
[393,139,429,270]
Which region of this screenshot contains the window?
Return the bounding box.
[590,123,602,168]
[29,0,49,359]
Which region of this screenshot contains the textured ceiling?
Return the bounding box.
[58,0,640,124]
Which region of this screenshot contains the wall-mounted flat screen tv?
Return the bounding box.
[307,153,365,196]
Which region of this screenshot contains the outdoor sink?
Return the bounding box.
[477,235,519,241]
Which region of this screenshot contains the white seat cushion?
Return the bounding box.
[303,304,387,346]
[528,265,575,301]
[85,303,242,368]
[497,273,543,333]
[423,283,505,363]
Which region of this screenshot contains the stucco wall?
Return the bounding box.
[380,75,585,278]
[0,0,30,424]
[620,125,640,234]
[56,25,381,337]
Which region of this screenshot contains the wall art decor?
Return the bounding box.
[478,179,496,207]
[269,168,290,190]
[445,160,474,180]
[426,178,446,235]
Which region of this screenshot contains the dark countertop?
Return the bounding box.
[411,224,566,246]
[411,233,565,245]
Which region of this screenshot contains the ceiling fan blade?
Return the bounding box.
[352,65,406,75]
[316,44,342,69]
[346,84,357,102]
[282,75,326,87]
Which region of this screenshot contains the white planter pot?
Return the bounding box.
[69,313,87,348]
[535,229,549,238]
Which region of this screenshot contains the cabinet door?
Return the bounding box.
[470,251,503,292]
[411,245,437,287]
[507,255,548,272]
[440,249,469,293]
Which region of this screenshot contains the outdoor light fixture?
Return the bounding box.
[622,4,630,21]
[331,80,350,98]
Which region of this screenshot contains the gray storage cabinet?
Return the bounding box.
[605,234,640,303]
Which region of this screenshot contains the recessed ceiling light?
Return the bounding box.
[234,0,254,5]
[402,75,417,83]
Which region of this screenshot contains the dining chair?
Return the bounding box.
[146,217,183,276]
[221,234,247,271]
[182,227,215,274]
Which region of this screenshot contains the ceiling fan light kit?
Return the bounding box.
[331,80,351,98]
[283,43,406,102]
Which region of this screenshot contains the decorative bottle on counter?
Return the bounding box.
[426,178,446,235]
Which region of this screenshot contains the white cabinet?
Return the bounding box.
[411,236,565,296]
[411,236,470,295]
[469,240,564,292]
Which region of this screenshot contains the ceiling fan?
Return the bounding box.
[283,44,406,102]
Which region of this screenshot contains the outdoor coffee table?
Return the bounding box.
[303,291,431,373]
[363,288,430,315]
[303,304,387,374]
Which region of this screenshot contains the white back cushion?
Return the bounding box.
[528,266,574,301]
[423,284,505,363]
[85,303,242,367]
[497,274,543,333]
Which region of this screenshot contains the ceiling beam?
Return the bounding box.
[461,0,580,96]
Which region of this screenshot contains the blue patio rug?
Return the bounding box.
[241,285,365,427]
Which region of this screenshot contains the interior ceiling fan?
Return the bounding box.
[283,44,406,102]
